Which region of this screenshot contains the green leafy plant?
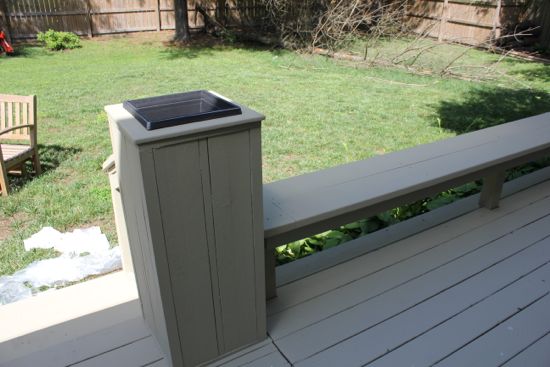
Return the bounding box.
[275,159,550,265]
[37,29,82,51]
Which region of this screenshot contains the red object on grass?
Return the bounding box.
[0,31,14,54]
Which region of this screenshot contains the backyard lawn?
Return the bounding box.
[1,32,550,276]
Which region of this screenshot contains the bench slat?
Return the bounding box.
[265,113,549,198]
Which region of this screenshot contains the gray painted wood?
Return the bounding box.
[118,134,175,365]
[368,276,550,367]
[208,341,275,367]
[435,295,550,367]
[144,359,170,367]
[271,204,550,361]
[275,216,550,362]
[199,139,226,351]
[295,243,550,366]
[207,130,265,352]
[264,119,550,246]
[71,336,164,367]
[107,102,266,367]
[249,127,268,337]
[3,317,151,367]
[275,166,550,288]
[479,170,506,209]
[268,189,550,319]
[502,332,550,367]
[154,141,220,365]
[240,352,290,367]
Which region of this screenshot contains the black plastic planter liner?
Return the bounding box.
[123,90,242,131]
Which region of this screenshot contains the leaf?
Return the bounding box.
[323,238,341,249]
[426,195,456,211]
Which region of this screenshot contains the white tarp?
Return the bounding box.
[0,226,121,305]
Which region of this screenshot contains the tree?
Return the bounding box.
[174,0,190,41]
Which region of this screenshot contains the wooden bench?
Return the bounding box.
[0,94,41,196]
[263,112,550,298]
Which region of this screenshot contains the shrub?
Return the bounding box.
[37,29,81,51]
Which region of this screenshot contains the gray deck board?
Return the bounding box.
[268,179,550,367]
[502,332,550,367]
[275,215,550,363]
[434,294,550,367]
[268,195,550,342]
[295,240,550,367]
[268,179,550,316]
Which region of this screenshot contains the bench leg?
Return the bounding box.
[0,164,9,196]
[479,171,506,209]
[33,149,42,175]
[265,245,277,299]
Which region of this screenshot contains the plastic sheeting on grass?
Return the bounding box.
[0,227,121,305]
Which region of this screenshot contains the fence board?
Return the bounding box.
[3,0,533,45]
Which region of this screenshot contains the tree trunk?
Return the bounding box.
[174,0,190,41]
[216,0,226,26]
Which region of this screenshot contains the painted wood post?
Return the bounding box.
[479,171,506,209]
[105,95,267,367]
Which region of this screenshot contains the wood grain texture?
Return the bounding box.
[297,240,550,366]
[208,130,265,351]
[153,141,219,365]
[275,211,550,363]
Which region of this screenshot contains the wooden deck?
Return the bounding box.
[3,177,550,367]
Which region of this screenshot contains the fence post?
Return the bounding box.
[0,0,13,43]
[85,0,93,38]
[438,0,449,42]
[156,0,161,31]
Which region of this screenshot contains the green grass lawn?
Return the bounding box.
[1,32,549,276]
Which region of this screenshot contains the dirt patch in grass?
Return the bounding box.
[0,212,28,242]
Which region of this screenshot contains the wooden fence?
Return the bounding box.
[0,0,266,41]
[406,0,528,45]
[0,0,543,47]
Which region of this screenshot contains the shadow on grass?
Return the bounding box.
[437,87,550,134]
[7,42,52,58]
[159,33,283,60]
[7,144,81,191]
[511,63,550,84]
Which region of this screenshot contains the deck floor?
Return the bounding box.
[4,179,550,367]
[261,178,550,367]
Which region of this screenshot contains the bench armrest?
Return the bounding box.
[0,124,35,137]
